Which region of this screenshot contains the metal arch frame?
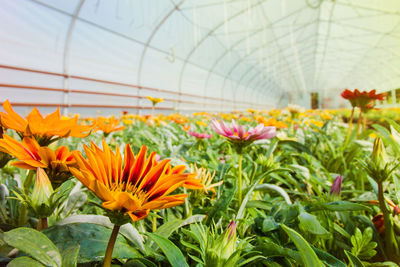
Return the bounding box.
[220,6,317,110]
[333,18,400,89]
[62,0,86,115]
[312,0,336,93]
[216,25,318,109]
[201,6,310,103]
[337,56,400,90]
[31,0,242,99]
[251,80,277,107]
[249,79,275,107]
[335,0,400,16]
[241,70,278,107]
[218,30,318,107]
[225,13,318,109]
[136,0,185,113]
[177,0,266,109]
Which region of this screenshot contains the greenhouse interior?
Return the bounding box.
[1,0,400,266]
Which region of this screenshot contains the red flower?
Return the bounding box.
[341,89,386,109]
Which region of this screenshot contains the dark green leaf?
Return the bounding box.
[7,256,45,267]
[4,227,61,267]
[281,224,322,267]
[43,223,141,263]
[147,233,189,267]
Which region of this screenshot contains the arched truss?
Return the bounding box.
[1,0,399,114]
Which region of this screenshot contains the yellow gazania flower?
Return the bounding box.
[247,108,257,114]
[168,113,188,124]
[191,164,223,195]
[70,141,202,221]
[255,116,288,129]
[122,119,134,125]
[0,135,76,187]
[239,117,252,122]
[196,121,207,127]
[0,100,94,145]
[369,132,378,139]
[146,96,164,106]
[93,116,125,136]
[308,119,324,128]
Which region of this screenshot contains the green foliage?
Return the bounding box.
[2,110,400,265]
[350,228,377,260]
[3,227,78,267]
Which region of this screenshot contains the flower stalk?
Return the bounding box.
[103,224,120,267]
[37,217,48,231]
[238,154,243,205]
[344,107,354,147]
[378,181,398,259]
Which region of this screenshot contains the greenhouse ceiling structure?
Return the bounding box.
[0,0,399,115]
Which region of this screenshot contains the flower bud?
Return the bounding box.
[330,175,343,196]
[372,137,388,168]
[205,220,238,267]
[31,168,54,209]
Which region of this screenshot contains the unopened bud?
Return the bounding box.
[31,168,54,208]
[372,137,388,168]
[330,175,343,196]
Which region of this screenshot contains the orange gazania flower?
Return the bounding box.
[0,134,76,187]
[0,100,94,145]
[255,116,288,129]
[93,116,125,136]
[70,141,202,221]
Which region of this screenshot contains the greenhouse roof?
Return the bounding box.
[0,0,399,113]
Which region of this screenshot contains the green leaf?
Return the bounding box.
[313,247,346,267]
[147,233,189,267]
[281,224,323,267]
[4,227,62,267]
[43,223,141,263]
[61,245,79,267]
[155,214,205,238]
[56,215,145,253]
[255,183,292,204]
[206,181,235,224]
[246,200,271,211]
[307,201,372,212]
[298,211,330,237]
[7,256,46,267]
[261,216,280,233]
[344,250,365,267]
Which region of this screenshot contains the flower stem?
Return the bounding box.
[18,170,35,227]
[104,224,120,267]
[37,217,48,231]
[344,107,354,147]
[356,110,363,138]
[238,154,243,205]
[377,181,398,259]
[152,215,157,232]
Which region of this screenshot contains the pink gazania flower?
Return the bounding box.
[211,119,276,143]
[188,131,212,139]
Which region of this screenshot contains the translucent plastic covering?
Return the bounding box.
[0,0,399,115]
